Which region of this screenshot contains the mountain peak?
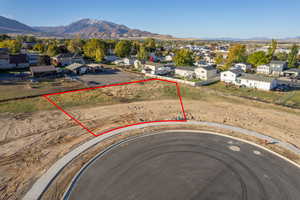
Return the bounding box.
[0,16,171,39]
[76,18,104,25]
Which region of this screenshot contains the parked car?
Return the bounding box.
[88,81,100,85]
[274,84,291,92]
[29,78,38,83]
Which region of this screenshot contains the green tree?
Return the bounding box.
[0,39,22,54]
[131,40,140,55]
[67,37,85,54]
[33,43,46,53]
[215,54,224,65]
[145,38,156,52]
[95,48,105,62]
[267,39,277,61]
[114,40,132,58]
[83,39,106,60]
[225,44,247,68]
[173,49,193,66]
[275,52,288,61]
[287,44,299,68]
[46,44,59,56]
[137,45,148,61]
[105,40,117,54]
[247,51,269,67]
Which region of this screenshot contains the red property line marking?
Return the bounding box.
[43,78,187,137]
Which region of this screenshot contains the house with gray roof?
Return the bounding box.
[220,70,243,84]
[52,53,85,66]
[237,74,278,91]
[30,66,57,77]
[174,66,196,79]
[221,70,278,90]
[269,61,287,76]
[283,68,300,78]
[195,65,217,80]
[65,63,88,75]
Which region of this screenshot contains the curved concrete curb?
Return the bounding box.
[22,121,300,200]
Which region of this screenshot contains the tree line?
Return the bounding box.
[222,40,299,69]
[0,34,299,68]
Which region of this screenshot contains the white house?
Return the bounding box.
[52,53,85,66]
[203,55,214,63]
[220,70,242,84]
[269,60,287,76]
[112,59,124,65]
[257,65,271,75]
[134,60,142,69]
[164,55,173,62]
[142,62,165,74]
[195,66,217,80]
[175,67,196,79]
[123,58,135,66]
[237,74,278,91]
[232,63,252,72]
[257,61,287,76]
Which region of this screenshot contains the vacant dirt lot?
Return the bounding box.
[0,82,300,199]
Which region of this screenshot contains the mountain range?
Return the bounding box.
[0,16,299,41]
[0,16,172,39]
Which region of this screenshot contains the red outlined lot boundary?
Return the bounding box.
[43,78,187,137]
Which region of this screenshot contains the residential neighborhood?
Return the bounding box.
[1,35,300,93]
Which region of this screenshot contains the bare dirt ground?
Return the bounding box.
[0,97,300,199]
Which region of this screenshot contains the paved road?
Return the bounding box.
[65,131,300,200]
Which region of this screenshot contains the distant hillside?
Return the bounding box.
[0,16,37,34]
[0,16,172,39]
[35,18,172,39]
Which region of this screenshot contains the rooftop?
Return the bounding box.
[227,69,243,75]
[144,62,165,67]
[30,66,56,73]
[9,54,27,64]
[270,60,287,65]
[239,74,275,82]
[175,66,196,71]
[66,63,86,70]
[284,68,300,73]
[54,53,82,59]
[198,65,216,71]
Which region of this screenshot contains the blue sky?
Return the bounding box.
[1,0,300,38]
